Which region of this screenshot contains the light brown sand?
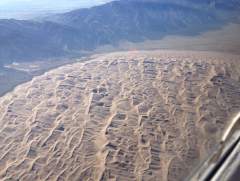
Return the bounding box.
[0,50,240,181]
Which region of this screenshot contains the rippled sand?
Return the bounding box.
[0,50,240,181]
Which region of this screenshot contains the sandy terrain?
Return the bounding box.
[0,50,240,181]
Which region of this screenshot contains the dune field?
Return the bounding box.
[0,50,240,181]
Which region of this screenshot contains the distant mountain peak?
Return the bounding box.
[0,0,239,64]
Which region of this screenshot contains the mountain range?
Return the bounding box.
[0,0,239,65]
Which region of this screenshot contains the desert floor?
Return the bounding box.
[0,50,240,181]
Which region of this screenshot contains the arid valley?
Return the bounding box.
[0,50,240,181]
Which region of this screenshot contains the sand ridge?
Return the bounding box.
[0,50,240,181]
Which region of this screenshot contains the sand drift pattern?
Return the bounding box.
[0,51,240,181]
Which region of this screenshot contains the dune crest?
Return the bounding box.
[0,50,240,181]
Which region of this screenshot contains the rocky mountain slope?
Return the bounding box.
[0,0,239,64]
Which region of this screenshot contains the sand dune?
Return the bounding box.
[0,50,240,181]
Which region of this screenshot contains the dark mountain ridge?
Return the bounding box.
[0,0,239,65]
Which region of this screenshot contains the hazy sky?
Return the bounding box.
[0,0,113,19]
